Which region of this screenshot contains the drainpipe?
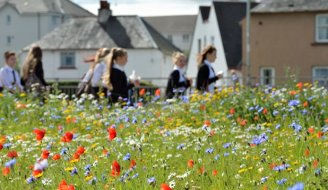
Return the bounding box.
[37,13,41,39]
[246,0,251,86]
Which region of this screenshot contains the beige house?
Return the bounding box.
[241,0,328,86]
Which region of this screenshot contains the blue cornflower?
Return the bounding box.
[132,118,137,124]
[205,148,214,154]
[215,154,220,160]
[116,139,122,143]
[3,143,11,148]
[84,164,91,171]
[71,167,78,176]
[223,143,232,148]
[177,143,184,149]
[277,178,287,185]
[26,175,35,184]
[261,177,268,182]
[60,147,67,155]
[273,110,278,116]
[132,173,139,179]
[84,170,90,176]
[4,159,16,167]
[123,153,131,161]
[89,177,98,184]
[102,174,106,181]
[288,182,304,190]
[147,177,156,184]
[224,152,229,156]
[288,100,300,107]
[315,168,322,175]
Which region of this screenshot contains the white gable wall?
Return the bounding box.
[187,4,228,86]
[0,4,70,67]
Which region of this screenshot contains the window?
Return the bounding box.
[211,36,215,46]
[312,66,328,86]
[198,39,201,53]
[260,67,275,86]
[204,36,207,47]
[182,34,189,41]
[7,15,11,24]
[60,52,75,67]
[7,36,11,45]
[316,14,328,42]
[167,35,172,43]
[52,16,57,25]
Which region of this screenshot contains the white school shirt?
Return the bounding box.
[0,65,23,90]
[173,65,186,91]
[203,59,215,93]
[91,61,107,87]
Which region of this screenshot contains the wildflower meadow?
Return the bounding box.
[0,82,326,189]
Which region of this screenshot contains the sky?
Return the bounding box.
[72,0,214,16]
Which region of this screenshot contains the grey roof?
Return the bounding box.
[214,1,258,68]
[252,0,328,13]
[142,15,196,33]
[0,0,94,16]
[24,17,116,50]
[24,16,180,55]
[200,6,211,21]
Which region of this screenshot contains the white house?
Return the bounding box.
[143,15,196,53]
[187,1,258,86]
[21,1,180,87]
[0,0,94,67]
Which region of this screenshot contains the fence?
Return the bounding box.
[49,76,328,97]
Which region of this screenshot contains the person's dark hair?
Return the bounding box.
[102,47,127,90]
[197,45,216,69]
[4,51,15,61]
[22,44,43,80]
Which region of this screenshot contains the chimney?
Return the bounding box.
[98,0,112,25]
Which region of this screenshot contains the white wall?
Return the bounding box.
[20,49,173,87]
[0,4,69,67]
[164,32,193,52]
[187,4,228,87]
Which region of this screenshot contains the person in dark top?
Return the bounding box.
[196,45,223,93]
[165,52,192,99]
[103,47,139,104]
[21,44,47,91]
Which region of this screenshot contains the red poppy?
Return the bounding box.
[66,117,76,123]
[76,146,86,155]
[197,166,205,174]
[137,128,140,134]
[130,159,136,169]
[33,129,46,141]
[7,151,18,158]
[73,152,80,159]
[110,160,120,177]
[0,143,3,151]
[263,109,267,114]
[308,127,314,134]
[204,121,210,126]
[254,116,258,121]
[318,131,324,138]
[230,108,235,114]
[269,162,278,169]
[58,179,75,190]
[139,89,145,96]
[155,89,161,96]
[2,167,10,175]
[108,128,117,141]
[303,101,308,107]
[102,149,109,155]
[160,183,172,190]
[240,119,247,126]
[313,159,319,167]
[61,132,73,142]
[290,91,296,95]
[32,170,42,177]
[52,154,61,160]
[304,149,309,156]
[200,105,205,110]
[212,170,218,176]
[41,150,50,159]
[211,130,215,136]
[298,82,303,89]
[188,159,194,167]
[0,136,5,144]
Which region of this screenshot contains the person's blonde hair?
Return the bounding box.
[89,48,110,74]
[197,45,216,69]
[102,47,127,90]
[4,51,15,61]
[172,52,185,64]
[22,44,42,80]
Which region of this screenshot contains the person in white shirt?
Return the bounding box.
[0,51,23,92]
[82,48,110,99]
